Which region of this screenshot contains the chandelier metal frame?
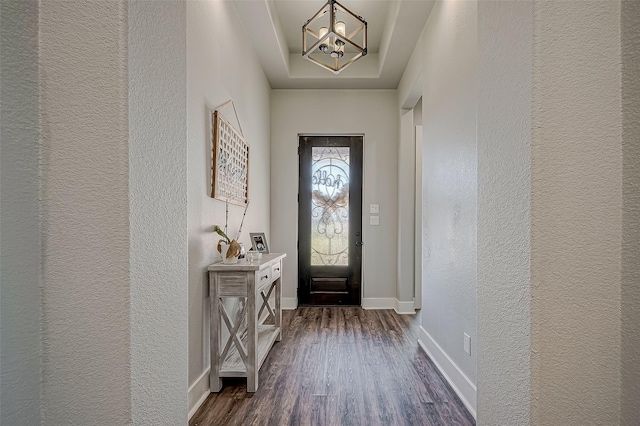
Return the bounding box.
[302,0,368,74]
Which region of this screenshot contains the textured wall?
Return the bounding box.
[39,1,131,423]
[531,1,622,423]
[621,1,640,423]
[0,1,41,424]
[477,1,532,424]
[186,0,271,405]
[419,0,477,384]
[271,90,398,302]
[128,1,189,423]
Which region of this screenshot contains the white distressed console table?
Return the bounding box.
[208,253,286,392]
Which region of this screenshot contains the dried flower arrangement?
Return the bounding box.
[213,200,250,261]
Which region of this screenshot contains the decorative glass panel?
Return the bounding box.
[311,147,350,266]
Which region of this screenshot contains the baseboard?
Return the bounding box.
[418,326,477,419]
[188,368,210,420]
[284,297,398,311]
[282,297,298,310]
[361,297,395,310]
[394,299,416,314]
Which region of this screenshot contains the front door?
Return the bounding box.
[298,135,363,306]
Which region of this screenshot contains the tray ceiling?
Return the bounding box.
[232,0,435,89]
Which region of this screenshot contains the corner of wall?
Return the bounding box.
[621,0,640,423]
[0,0,42,423]
[282,298,298,310]
[394,299,415,315]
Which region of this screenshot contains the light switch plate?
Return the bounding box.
[369,204,380,214]
[370,215,380,226]
[464,333,471,356]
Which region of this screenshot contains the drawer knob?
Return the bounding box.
[261,274,268,280]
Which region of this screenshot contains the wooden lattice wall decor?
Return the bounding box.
[211,110,249,205]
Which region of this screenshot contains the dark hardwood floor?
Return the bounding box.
[190,307,475,426]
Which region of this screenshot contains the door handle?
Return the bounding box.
[355,241,363,246]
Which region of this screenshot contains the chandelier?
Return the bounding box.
[302,0,368,74]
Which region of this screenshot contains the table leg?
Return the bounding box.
[247,273,258,392]
[209,272,222,392]
[275,277,282,341]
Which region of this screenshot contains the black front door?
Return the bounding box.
[298,135,363,306]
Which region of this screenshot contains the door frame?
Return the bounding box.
[297,133,365,306]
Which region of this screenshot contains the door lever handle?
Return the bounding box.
[355,241,364,246]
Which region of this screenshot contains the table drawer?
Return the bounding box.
[271,261,282,280]
[216,272,248,297]
[257,266,271,288]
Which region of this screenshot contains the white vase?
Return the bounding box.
[219,243,239,264]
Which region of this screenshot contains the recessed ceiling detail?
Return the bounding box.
[302,0,368,74]
[232,0,436,89]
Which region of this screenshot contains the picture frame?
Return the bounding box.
[250,233,269,254]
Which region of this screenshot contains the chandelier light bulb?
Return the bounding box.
[318,27,330,53]
[335,21,346,47]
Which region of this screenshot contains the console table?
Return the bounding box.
[208,253,286,392]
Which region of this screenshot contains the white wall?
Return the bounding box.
[38,1,190,423]
[531,1,623,423]
[408,0,478,414]
[621,1,640,423]
[0,1,41,424]
[413,100,422,126]
[271,90,398,307]
[477,2,532,424]
[187,0,271,415]
[129,1,189,423]
[39,1,131,423]
[477,1,632,424]
[397,108,416,313]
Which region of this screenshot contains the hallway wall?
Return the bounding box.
[407,2,637,423]
[129,1,189,423]
[271,90,398,307]
[397,108,416,312]
[477,1,532,424]
[404,0,478,414]
[0,1,41,424]
[621,2,640,423]
[37,0,190,423]
[186,0,272,416]
[39,1,132,423]
[530,2,622,423]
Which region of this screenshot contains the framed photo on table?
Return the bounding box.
[250,233,269,254]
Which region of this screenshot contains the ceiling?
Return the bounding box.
[232,0,435,89]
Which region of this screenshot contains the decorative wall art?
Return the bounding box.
[211,103,249,206]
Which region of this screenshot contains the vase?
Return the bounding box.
[219,242,240,264]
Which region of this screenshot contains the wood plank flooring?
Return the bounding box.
[190,307,475,426]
